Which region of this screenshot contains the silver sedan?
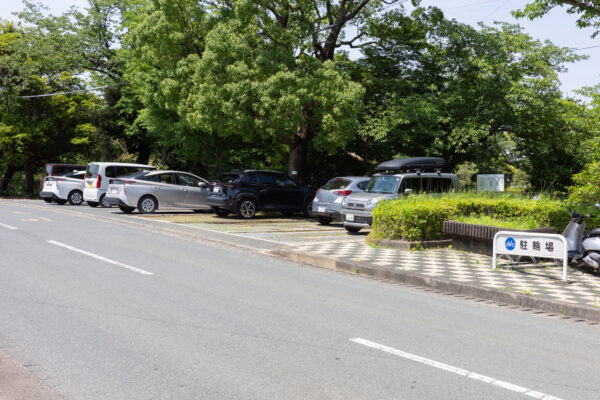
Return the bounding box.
[311,176,370,225]
[105,170,211,214]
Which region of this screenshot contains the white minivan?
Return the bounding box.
[83,162,156,207]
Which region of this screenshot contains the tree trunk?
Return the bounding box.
[288,106,313,183]
[0,165,16,193]
[161,147,168,166]
[24,157,35,196]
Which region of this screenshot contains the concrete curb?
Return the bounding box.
[273,248,600,322]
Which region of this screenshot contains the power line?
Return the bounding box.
[16,84,119,98]
[572,44,600,51]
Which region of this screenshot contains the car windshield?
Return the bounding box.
[365,175,401,194]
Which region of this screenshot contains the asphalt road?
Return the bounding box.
[1,200,600,399]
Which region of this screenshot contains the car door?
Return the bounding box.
[153,173,182,207]
[257,173,281,209]
[175,173,210,209]
[277,175,304,210]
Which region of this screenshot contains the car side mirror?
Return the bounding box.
[198,182,208,188]
[404,188,413,195]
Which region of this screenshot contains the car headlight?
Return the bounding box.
[365,198,379,210]
[341,197,348,207]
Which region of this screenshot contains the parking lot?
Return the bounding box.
[135,211,367,246]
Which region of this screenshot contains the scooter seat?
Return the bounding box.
[584,228,600,239]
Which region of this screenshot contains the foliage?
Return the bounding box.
[514,0,600,38]
[568,161,600,204]
[454,215,539,230]
[354,7,591,190]
[453,162,478,189]
[369,193,585,241]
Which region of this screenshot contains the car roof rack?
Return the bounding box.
[375,157,447,173]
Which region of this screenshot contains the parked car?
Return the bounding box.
[340,157,460,233]
[83,162,156,208]
[207,170,315,219]
[105,170,211,214]
[40,171,86,205]
[40,163,86,202]
[311,176,370,225]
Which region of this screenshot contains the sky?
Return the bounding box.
[1,0,598,98]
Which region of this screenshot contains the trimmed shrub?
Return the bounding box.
[369,193,596,242]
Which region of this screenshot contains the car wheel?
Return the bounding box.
[55,199,67,205]
[87,201,99,207]
[119,205,135,214]
[138,195,158,214]
[100,194,111,208]
[303,198,313,217]
[345,226,361,234]
[43,198,53,203]
[214,208,230,217]
[236,198,257,219]
[68,190,83,205]
[317,216,332,225]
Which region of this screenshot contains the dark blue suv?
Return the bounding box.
[207,170,315,219]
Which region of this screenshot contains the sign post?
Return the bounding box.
[492,231,569,281]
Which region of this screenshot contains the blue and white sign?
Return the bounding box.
[492,231,569,281]
[504,237,516,251]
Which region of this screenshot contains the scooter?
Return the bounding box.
[563,206,600,269]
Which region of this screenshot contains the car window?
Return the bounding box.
[65,171,85,180]
[106,166,154,178]
[138,174,159,182]
[176,173,201,186]
[155,173,175,184]
[258,173,276,185]
[357,180,369,191]
[366,175,401,194]
[239,173,258,185]
[219,173,240,183]
[428,178,453,193]
[400,177,426,193]
[85,164,99,178]
[323,179,350,190]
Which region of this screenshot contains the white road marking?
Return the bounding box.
[47,240,154,276]
[0,222,18,230]
[350,338,563,400]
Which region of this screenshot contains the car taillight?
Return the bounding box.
[124,180,134,195]
[96,174,102,188]
[84,172,87,180]
[333,190,352,196]
[40,174,43,184]
[316,189,320,195]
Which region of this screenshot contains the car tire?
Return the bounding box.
[119,205,135,214]
[43,198,53,203]
[214,208,230,217]
[55,199,67,205]
[344,226,361,234]
[138,195,158,214]
[236,198,257,219]
[317,216,332,225]
[67,190,83,205]
[100,194,111,208]
[87,201,99,207]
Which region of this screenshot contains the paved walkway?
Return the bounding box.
[290,241,600,308]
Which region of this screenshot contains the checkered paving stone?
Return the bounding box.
[292,241,600,308]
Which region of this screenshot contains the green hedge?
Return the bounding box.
[370,194,599,242]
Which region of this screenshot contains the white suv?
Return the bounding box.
[83,162,156,207]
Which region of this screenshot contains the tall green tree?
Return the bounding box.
[353,7,589,190]
[514,1,600,37]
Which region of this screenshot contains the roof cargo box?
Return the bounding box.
[375,157,446,172]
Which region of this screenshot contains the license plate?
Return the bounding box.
[212,186,222,193]
[346,214,354,222]
[318,206,326,213]
[88,183,93,188]
[110,188,118,193]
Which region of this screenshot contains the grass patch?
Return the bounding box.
[454,215,539,230]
